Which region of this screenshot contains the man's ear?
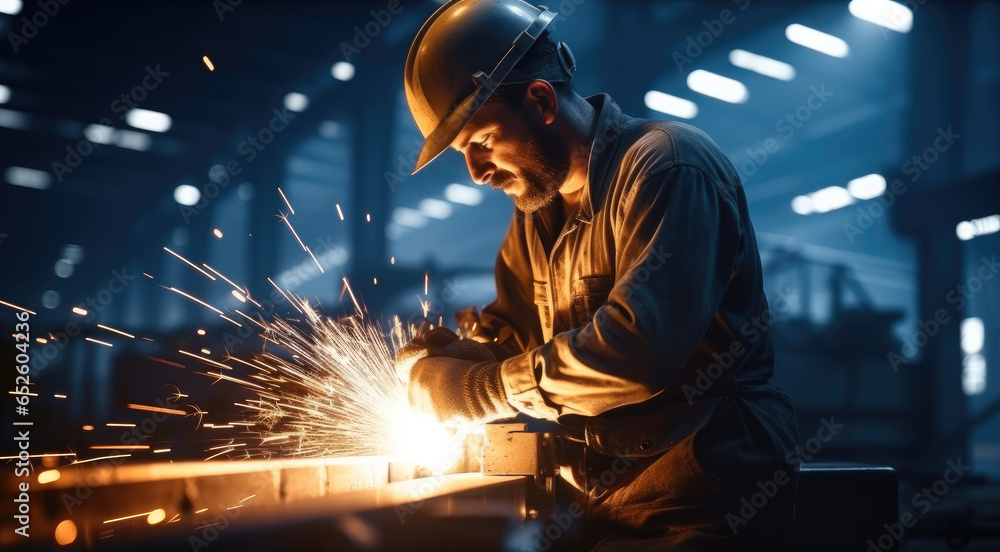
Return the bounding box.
[525,80,558,125]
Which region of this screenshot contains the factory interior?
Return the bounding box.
[0,0,998,550]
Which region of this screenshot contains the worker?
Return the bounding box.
[395,1,799,550]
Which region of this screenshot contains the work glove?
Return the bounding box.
[395,325,498,382]
[407,356,517,425]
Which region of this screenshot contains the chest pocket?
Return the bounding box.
[571,275,615,327]
[533,280,553,339]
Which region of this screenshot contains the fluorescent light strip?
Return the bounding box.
[786,24,850,58]
[846,173,886,200]
[686,70,749,104]
[956,214,1000,241]
[849,0,913,34]
[125,108,172,133]
[644,90,699,119]
[729,49,796,81]
[4,166,51,190]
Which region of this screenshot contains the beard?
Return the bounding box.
[490,132,569,214]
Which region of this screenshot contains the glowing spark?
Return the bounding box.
[202,263,246,294]
[127,403,186,416]
[390,256,395,265]
[305,246,325,273]
[168,514,181,523]
[195,508,208,514]
[147,356,185,369]
[72,454,130,465]
[9,390,38,396]
[197,370,265,390]
[197,329,206,335]
[0,452,75,460]
[186,405,208,429]
[106,423,135,428]
[179,349,233,371]
[202,55,215,71]
[366,213,371,222]
[268,278,302,314]
[163,247,216,280]
[336,203,345,220]
[213,228,224,238]
[281,214,309,252]
[167,385,188,402]
[143,272,154,279]
[153,449,171,453]
[424,272,429,295]
[0,299,36,314]
[239,494,256,503]
[208,442,246,451]
[82,425,94,431]
[278,187,295,215]
[90,445,149,450]
[232,289,247,302]
[72,307,88,316]
[227,301,476,465]
[102,509,161,524]
[204,447,235,461]
[86,337,113,348]
[201,348,211,354]
[373,277,378,285]
[234,310,266,329]
[98,324,135,339]
[342,277,362,315]
[417,296,431,318]
[219,314,243,328]
[54,394,67,399]
[165,286,224,315]
[36,337,47,344]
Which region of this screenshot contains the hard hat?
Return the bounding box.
[404,0,576,175]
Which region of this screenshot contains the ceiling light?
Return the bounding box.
[173,184,201,206]
[729,49,796,81]
[786,24,850,58]
[125,108,172,133]
[846,173,886,200]
[5,166,51,190]
[444,183,483,206]
[644,90,699,119]
[849,0,913,33]
[331,62,356,82]
[686,70,749,104]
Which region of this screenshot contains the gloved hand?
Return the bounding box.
[407,356,517,425]
[395,325,498,382]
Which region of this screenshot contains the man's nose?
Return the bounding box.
[466,150,496,185]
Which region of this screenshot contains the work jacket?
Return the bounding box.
[474,94,797,462]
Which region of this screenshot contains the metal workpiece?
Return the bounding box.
[2,456,530,551]
[481,419,564,530]
[482,423,559,481]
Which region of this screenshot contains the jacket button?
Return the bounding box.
[640,439,653,452]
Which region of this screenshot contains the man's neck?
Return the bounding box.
[557,95,599,217]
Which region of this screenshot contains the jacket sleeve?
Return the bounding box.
[474,209,544,357]
[501,164,743,420]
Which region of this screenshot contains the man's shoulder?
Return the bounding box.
[620,117,732,176]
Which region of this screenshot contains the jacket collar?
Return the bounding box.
[576,93,624,223]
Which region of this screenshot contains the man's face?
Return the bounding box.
[452,97,568,213]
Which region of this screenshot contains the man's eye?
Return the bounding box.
[481,134,494,148]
